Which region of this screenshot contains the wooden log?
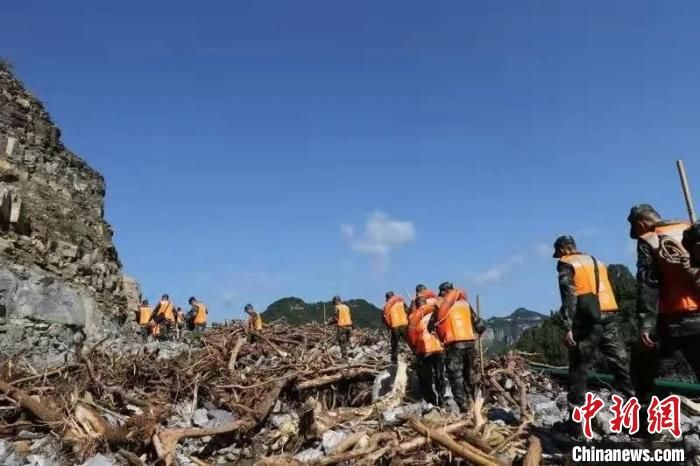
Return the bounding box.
[297,368,377,390]
[397,420,470,453]
[227,336,246,372]
[155,377,289,465]
[523,436,542,466]
[409,419,504,466]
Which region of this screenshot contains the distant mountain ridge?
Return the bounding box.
[481,307,548,353]
[262,297,383,328]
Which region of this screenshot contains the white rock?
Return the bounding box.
[294,448,324,462]
[271,414,293,429]
[26,455,56,466]
[80,454,117,466]
[322,430,347,453]
[191,408,209,427]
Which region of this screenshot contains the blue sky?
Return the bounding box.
[2,1,700,321]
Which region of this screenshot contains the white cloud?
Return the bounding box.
[468,253,526,287]
[534,243,552,258]
[341,211,416,272]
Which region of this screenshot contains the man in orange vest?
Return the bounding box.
[383,291,408,364]
[151,294,175,340]
[332,295,353,359]
[136,299,153,342]
[244,304,263,343]
[428,282,485,413]
[410,284,438,311]
[553,235,633,413]
[408,296,446,406]
[187,297,208,333]
[629,205,700,409]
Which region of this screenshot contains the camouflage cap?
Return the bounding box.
[627,204,660,238]
[553,235,576,257]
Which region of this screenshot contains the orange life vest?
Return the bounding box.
[435,289,475,345]
[193,303,207,325]
[559,254,618,312]
[408,304,443,355]
[640,222,700,315]
[157,301,175,322]
[336,304,352,327]
[249,313,263,331]
[383,296,408,328]
[411,290,438,310]
[138,306,153,326]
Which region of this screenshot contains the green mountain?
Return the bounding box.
[262,297,383,329]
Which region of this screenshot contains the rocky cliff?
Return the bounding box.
[481,308,547,353]
[0,62,135,340]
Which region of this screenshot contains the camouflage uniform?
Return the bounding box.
[559,261,633,406]
[444,342,476,410]
[416,352,446,406]
[337,326,351,359]
[390,325,407,364]
[633,228,700,407]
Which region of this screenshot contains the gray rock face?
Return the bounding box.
[0,264,97,327]
[0,65,135,336]
[481,308,547,351]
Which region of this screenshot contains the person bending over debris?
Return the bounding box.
[408,296,446,406]
[152,294,176,340]
[244,304,263,342]
[332,295,353,359]
[137,299,153,342]
[383,291,409,364]
[429,282,485,413]
[411,283,437,311]
[187,297,208,333]
[629,205,700,417]
[553,235,633,425]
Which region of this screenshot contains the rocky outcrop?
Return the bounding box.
[482,308,547,353]
[0,63,133,335]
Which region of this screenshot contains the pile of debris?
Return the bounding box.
[0,322,698,465]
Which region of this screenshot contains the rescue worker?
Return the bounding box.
[187,297,208,333]
[175,307,186,339]
[136,299,153,342]
[332,296,353,359]
[407,296,446,406]
[629,205,700,410]
[383,291,408,364]
[553,235,634,414]
[411,284,438,311]
[152,294,175,340]
[244,304,263,343]
[428,282,485,413]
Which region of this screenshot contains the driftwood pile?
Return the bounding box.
[0,322,554,465]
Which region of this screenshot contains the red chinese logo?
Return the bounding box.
[572,392,605,439]
[648,395,681,438]
[609,395,640,435]
[572,393,683,438]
